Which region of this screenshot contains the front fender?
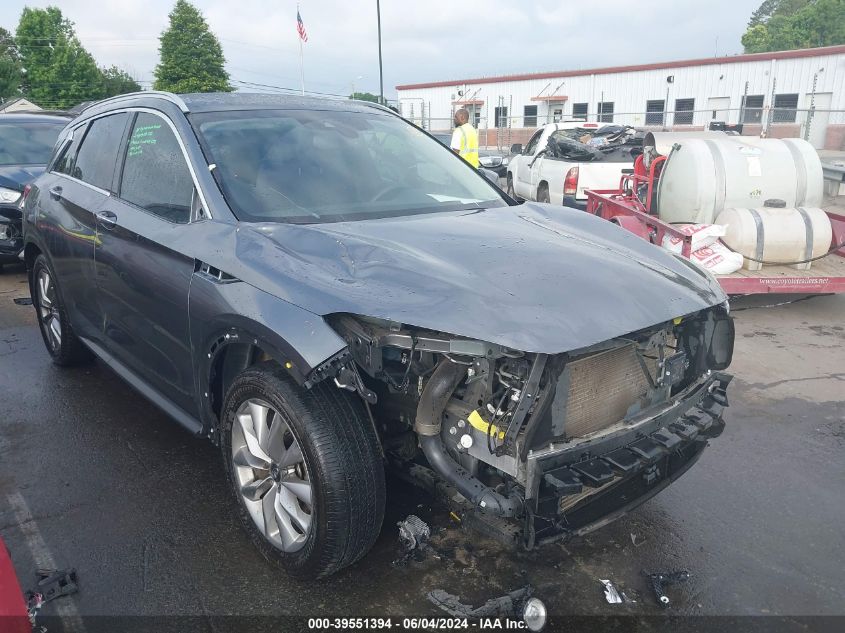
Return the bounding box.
[189,274,349,430]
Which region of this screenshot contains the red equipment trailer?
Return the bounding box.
[0,538,30,633]
[584,157,845,294]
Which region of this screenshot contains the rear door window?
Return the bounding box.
[118,113,193,224]
[72,113,130,190]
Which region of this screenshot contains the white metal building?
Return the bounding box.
[395,45,845,150]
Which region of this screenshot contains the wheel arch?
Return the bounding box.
[189,279,351,436]
[538,180,550,202]
[23,241,42,270]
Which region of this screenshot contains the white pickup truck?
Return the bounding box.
[506,122,641,209]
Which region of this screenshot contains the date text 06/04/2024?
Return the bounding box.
[307,618,530,629]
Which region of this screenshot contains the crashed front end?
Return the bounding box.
[330,303,733,546]
[0,205,24,265]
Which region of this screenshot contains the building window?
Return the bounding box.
[741,95,764,123]
[674,98,695,125]
[572,102,588,120]
[773,93,799,123]
[494,106,508,128]
[645,100,665,126]
[597,102,614,123]
[523,105,538,127]
[473,110,481,127]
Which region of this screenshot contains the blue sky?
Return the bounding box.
[1,0,763,99]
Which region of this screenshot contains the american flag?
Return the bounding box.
[297,9,308,42]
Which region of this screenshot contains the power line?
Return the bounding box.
[230,79,348,99]
[226,65,347,91]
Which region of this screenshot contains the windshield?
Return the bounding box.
[191,109,507,223]
[0,121,67,166]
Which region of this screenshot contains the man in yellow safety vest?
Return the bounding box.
[450,108,479,168]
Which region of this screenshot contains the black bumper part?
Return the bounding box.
[570,458,615,486]
[0,205,23,264]
[530,373,731,543]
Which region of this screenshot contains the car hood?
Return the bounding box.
[0,165,45,192]
[229,203,726,354]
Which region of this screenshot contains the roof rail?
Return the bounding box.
[80,91,189,114]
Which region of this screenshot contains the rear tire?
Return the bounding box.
[31,254,92,366]
[220,362,385,579]
[537,183,550,204]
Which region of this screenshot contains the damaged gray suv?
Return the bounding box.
[22,92,734,578]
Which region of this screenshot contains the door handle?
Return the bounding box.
[49,186,63,200]
[95,210,118,230]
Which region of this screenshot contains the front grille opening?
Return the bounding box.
[564,344,659,438]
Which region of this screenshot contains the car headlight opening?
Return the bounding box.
[0,187,22,205]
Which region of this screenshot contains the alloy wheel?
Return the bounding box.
[231,398,313,552]
[37,269,62,351]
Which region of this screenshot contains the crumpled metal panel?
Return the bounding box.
[192,202,726,356]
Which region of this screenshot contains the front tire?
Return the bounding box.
[220,363,385,579]
[31,254,92,366]
[506,174,520,201]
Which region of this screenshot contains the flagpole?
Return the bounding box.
[298,3,305,95]
[299,37,305,95]
[376,0,384,105]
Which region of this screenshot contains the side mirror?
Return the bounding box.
[510,144,523,155]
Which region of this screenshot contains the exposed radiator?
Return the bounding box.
[564,344,657,438]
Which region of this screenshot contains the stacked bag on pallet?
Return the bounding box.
[661,224,744,275]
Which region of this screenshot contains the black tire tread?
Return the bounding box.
[32,254,92,366]
[222,362,385,578]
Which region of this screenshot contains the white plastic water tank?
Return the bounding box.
[652,135,823,224]
[715,205,832,271]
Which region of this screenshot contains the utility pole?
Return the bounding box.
[377,0,384,105]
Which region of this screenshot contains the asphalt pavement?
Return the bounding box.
[1,261,844,630]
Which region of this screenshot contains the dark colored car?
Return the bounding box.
[22,92,734,579]
[0,112,71,268]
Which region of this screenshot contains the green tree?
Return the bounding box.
[0,27,21,102]
[742,0,845,52]
[349,91,381,103]
[15,7,106,109]
[154,0,232,93]
[748,0,810,26]
[101,65,141,97]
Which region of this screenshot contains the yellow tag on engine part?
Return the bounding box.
[673,317,683,325]
[468,410,505,441]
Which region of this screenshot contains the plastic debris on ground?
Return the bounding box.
[25,568,79,624]
[643,569,691,607]
[599,579,623,604]
[427,585,533,619]
[393,515,432,567]
[397,514,430,551]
